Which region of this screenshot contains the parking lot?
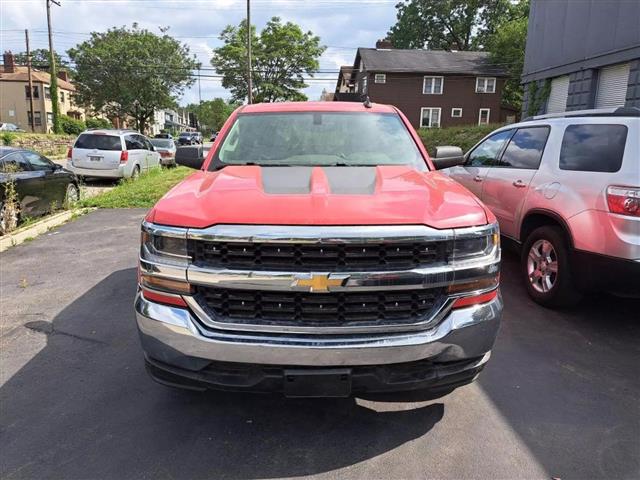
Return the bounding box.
[1,209,639,480]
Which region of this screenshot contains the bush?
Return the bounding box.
[418,124,503,156]
[86,117,112,129]
[1,132,17,146]
[59,115,86,135]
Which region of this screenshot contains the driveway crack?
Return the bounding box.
[24,321,107,345]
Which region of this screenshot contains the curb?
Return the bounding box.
[0,208,94,253]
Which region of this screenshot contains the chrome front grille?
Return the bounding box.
[140,223,501,335]
[189,240,450,272]
[194,286,445,328]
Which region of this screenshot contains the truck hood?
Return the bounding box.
[149,165,488,229]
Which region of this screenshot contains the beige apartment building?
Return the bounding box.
[1,51,85,133]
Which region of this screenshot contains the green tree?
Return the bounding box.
[15,49,69,70]
[485,1,529,109]
[388,0,514,50]
[59,114,86,135]
[67,24,200,132]
[187,98,239,132]
[211,17,325,102]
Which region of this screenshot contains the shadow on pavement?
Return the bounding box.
[478,251,640,479]
[0,267,444,479]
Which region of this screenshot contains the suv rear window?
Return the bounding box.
[559,124,627,172]
[75,134,122,151]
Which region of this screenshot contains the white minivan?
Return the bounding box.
[67,129,160,179]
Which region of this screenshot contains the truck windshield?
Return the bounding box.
[213,112,427,169]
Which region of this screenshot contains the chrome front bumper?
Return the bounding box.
[135,291,502,368]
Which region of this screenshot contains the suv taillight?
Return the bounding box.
[120,151,129,163]
[67,147,72,159]
[607,186,640,217]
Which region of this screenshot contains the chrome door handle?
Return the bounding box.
[512,180,526,188]
[473,175,483,182]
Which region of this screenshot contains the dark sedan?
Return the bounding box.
[177,132,196,146]
[1,147,79,235]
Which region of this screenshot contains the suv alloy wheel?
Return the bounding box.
[521,226,582,307]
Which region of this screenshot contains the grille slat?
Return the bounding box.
[191,241,449,271]
[195,287,444,328]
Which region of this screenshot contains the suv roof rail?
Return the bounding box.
[522,106,640,122]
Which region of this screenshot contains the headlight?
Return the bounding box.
[451,223,500,264]
[140,222,189,267]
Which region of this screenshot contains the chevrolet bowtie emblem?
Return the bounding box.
[293,274,349,292]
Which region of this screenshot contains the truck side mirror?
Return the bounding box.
[176,146,204,170]
[431,146,464,170]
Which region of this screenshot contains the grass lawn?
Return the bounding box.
[81,166,193,208]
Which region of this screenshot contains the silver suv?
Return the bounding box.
[435,107,639,307]
[67,129,160,179]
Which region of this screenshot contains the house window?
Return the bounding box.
[423,76,443,94]
[476,77,496,93]
[25,86,39,99]
[47,112,53,125]
[362,75,368,93]
[374,73,386,84]
[451,108,463,118]
[420,107,441,128]
[60,91,65,103]
[478,108,491,125]
[27,111,42,126]
[44,87,51,99]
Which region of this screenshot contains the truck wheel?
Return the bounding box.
[521,226,582,308]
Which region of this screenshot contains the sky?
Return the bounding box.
[0,0,399,104]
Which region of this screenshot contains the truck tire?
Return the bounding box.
[521,225,582,308]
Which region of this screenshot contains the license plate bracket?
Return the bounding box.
[284,368,352,398]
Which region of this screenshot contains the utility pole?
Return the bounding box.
[25,29,36,132]
[198,68,202,103]
[46,0,62,133]
[246,0,253,104]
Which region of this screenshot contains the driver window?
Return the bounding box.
[466,130,513,167]
[22,151,53,171]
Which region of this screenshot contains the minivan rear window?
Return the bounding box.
[74,134,122,151]
[559,124,627,173]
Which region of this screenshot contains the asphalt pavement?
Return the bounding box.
[1,209,639,480]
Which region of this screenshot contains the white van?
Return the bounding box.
[67,129,160,179]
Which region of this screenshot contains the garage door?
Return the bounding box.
[546,76,570,113]
[595,63,630,108]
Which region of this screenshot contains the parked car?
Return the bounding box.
[67,129,160,180]
[0,123,24,132]
[177,132,197,146]
[191,132,203,144]
[210,131,218,142]
[150,138,177,167]
[135,101,503,397]
[435,107,640,307]
[0,147,79,235]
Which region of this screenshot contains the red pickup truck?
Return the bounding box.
[136,101,502,397]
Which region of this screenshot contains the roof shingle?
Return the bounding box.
[0,66,76,91]
[358,48,508,76]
